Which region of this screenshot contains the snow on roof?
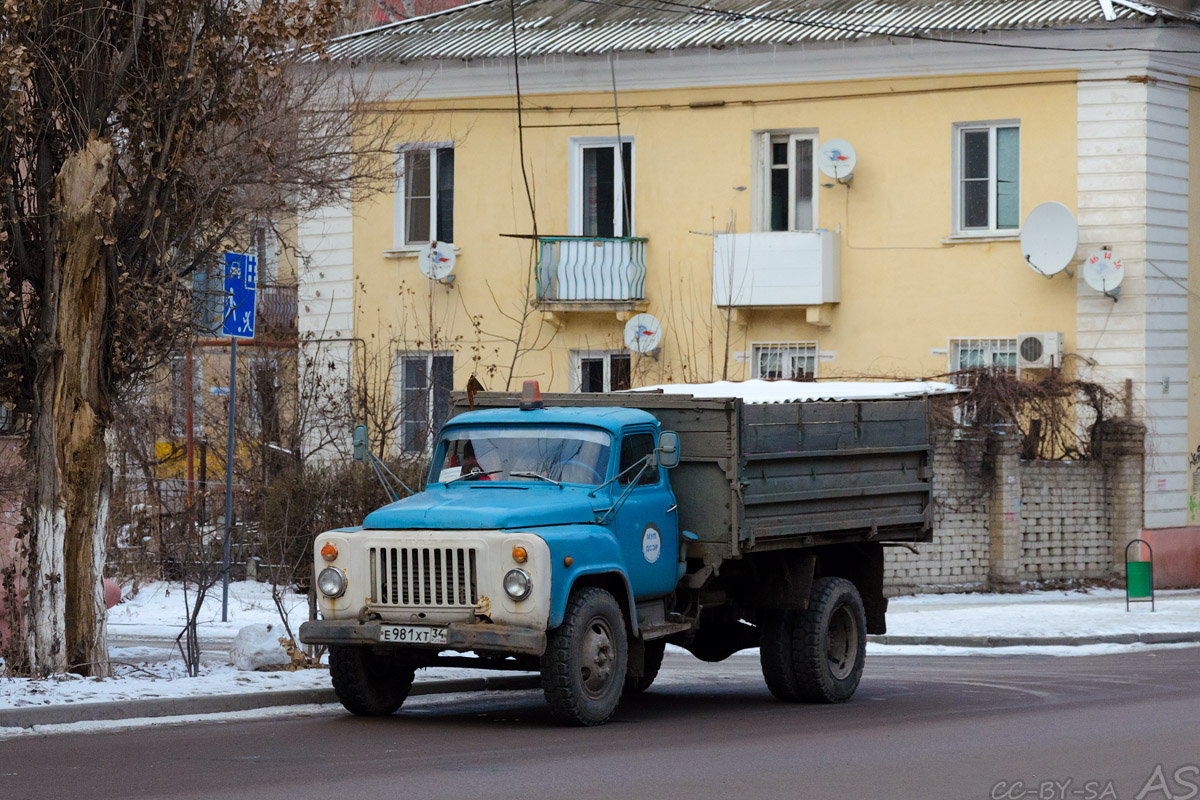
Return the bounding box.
[318,0,1191,64]
[628,379,962,404]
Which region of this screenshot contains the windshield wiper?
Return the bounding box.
[444,469,503,485]
[510,471,563,488]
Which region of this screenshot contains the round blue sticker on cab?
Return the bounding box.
[642,525,661,563]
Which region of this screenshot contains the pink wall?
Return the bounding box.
[1139,528,1200,589]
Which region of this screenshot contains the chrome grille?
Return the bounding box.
[370,546,478,607]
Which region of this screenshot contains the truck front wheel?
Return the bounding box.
[540,587,628,726]
[329,645,416,716]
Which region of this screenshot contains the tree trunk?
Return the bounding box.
[25,137,115,677]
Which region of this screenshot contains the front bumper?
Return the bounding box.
[299,619,547,657]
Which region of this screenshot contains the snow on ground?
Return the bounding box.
[4,583,1199,715]
[106,579,307,641]
[0,654,334,710]
[0,580,511,711]
[866,642,1200,657]
[882,587,1200,639]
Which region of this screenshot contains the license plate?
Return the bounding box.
[379,624,448,645]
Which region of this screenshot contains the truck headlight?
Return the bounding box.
[503,569,532,601]
[317,567,346,599]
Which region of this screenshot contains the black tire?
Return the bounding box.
[794,577,867,703]
[624,640,666,695]
[540,587,628,726]
[758,608,801,701]
[328,645,416,717]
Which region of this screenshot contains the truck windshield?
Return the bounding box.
[437,426,612,486]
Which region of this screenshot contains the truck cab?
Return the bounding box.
[301,385,684,725]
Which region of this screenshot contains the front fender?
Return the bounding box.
[535,525,637,635]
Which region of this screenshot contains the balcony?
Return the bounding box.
[535,237,648,313]
[712,231,840,309]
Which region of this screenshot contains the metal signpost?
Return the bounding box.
[221,252,257,622]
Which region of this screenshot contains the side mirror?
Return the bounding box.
[657,431,680,469]
[353,424,368,463]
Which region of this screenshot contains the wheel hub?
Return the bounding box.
[580,617,615,698]
[826,603,859,681]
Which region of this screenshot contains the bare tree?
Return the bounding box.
[0,0,402,675]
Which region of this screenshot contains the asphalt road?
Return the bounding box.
[3,649,1200,800]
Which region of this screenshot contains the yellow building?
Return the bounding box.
[296,0,1200,541]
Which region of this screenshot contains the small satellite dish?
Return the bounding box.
[1020,202,1078,277]
[623,313,663,354]
[817,139,857,181]
[1083,249,1124,298]
[418,241,456,281]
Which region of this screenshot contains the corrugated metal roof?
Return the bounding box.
[319,0,1193,63]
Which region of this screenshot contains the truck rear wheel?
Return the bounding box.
[758,608,801,701]
[759,577,867,704]
[624,640,665,695]
[540,587,628,726]
[794,577,867,703]
[329,645,416,717]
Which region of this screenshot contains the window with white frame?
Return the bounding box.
[394,145,454,249]
[394,351,453,452]
[570,138,633,237]
[169,356,203,438]
[949,338,1018,376]
[250,218,278,284]
[757,132,818,232]
[752,342,817,381]
[247,358,281,444]
[948,337,1017,428]
[571,350,631,393]
[953,122,1019,234]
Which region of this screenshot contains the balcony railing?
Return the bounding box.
[535,237,648,304]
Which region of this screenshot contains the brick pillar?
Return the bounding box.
[1099,420,1147,579]
[988,430,1023,590]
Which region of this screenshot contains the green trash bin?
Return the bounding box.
[1125,539,1155,612]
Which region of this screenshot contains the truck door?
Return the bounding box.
[612,429,679,600]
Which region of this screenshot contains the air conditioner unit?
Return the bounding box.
[1017,332,1064,369]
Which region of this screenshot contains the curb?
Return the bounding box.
[0,674,540,730]
[867,632,1200,648]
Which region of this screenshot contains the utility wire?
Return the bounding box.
[509,0,538,238]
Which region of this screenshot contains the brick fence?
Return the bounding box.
[885,421,1147,595]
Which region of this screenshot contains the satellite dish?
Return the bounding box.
[1020,202,1078,277]
[623,313,663,354]
[1083,249,1124,297]
[418,241,456,281]
[817,139,857,181]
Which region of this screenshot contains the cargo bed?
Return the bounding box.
[448,390,933,560]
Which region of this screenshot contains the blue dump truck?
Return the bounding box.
[299,382,934,726]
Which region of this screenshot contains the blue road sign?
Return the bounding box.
[222,252,257,339]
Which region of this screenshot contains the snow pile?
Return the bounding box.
[229,624,289,671]
[629,379,962,404]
